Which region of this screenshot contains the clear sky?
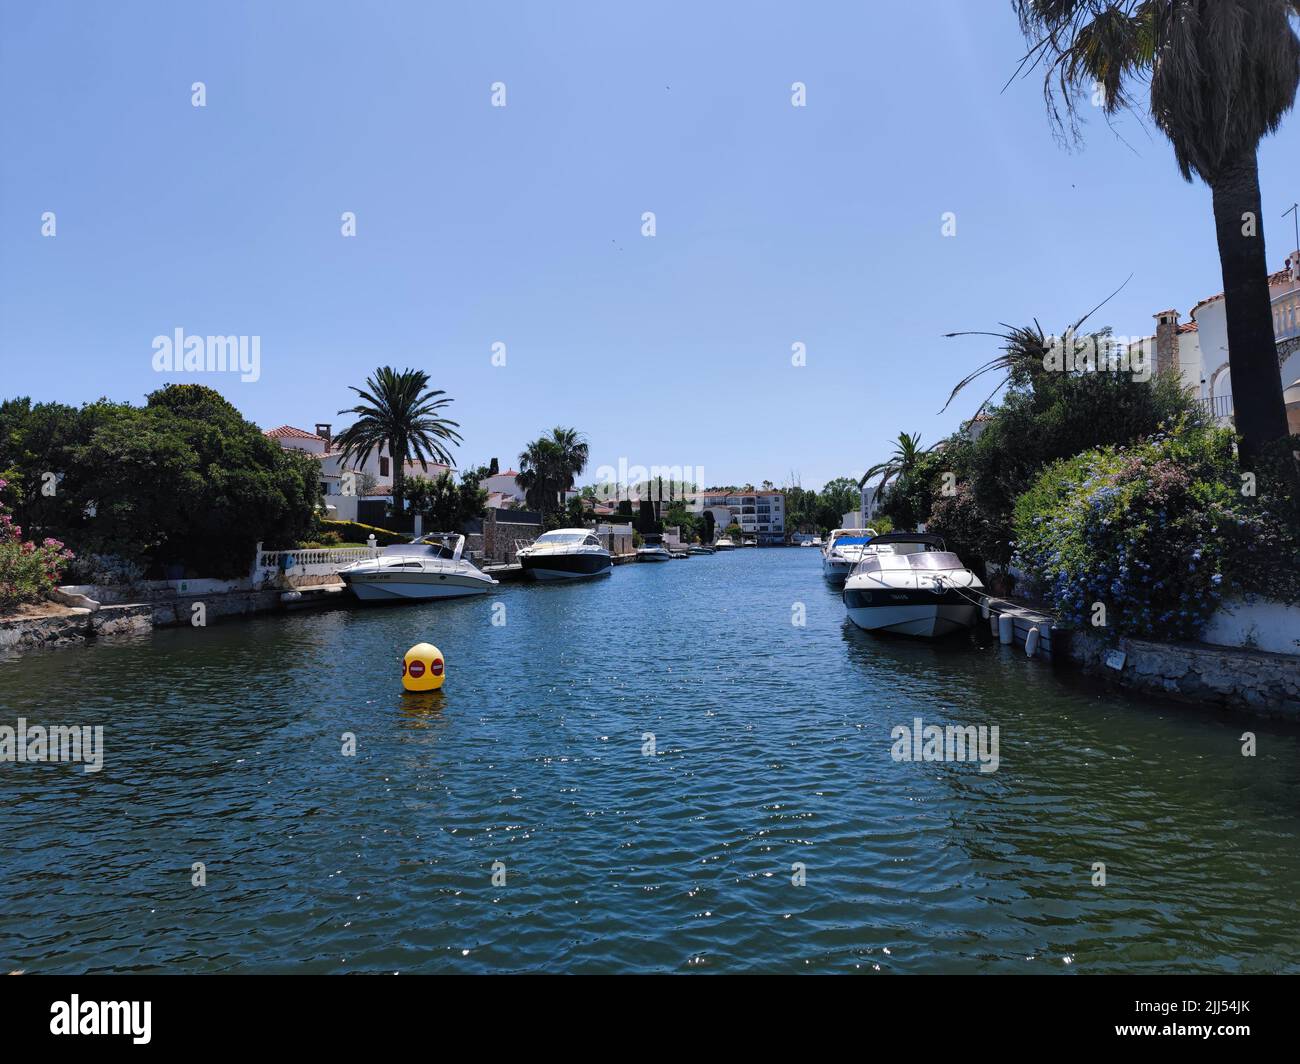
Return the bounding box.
[3,1,1299,491]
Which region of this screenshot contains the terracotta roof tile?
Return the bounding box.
[1191,265,1298,317]
[264,425,326,441]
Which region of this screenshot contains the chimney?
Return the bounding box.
[314,423,332,445]
[1289,251,1300,283]
[1153,309,1180,377]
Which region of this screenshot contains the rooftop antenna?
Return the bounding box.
[1285,202,1300,258]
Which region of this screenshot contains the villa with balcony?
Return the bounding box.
[1134,251,1300,433]
[687,489,786,544]
[263,422,451,523]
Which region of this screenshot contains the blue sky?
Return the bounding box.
[3,0,1299,490]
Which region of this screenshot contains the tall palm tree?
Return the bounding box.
[515,437,562,513]
[860,432,927,496]
[1012,0,1300,466]
[515,427,589,515]
[335,367,462,514]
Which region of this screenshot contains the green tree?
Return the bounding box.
[816,476,861,531]
[335,367,462,514]
[1012,0,1300,466]
[70,385,320,577]
[404,470,487,532]
[861,433,927,500]
[515,427,589,515]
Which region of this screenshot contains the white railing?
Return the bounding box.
[256,547,380,570]
[1273,285,1300,343]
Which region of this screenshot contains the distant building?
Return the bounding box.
[686,490,785,544]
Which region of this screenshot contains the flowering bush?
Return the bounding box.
[1010,425,1294,641]
[0,478,75,608]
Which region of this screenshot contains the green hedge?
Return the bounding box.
[320,519,410,546]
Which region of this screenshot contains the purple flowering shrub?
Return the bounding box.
[1010,425,1288,641]
[0,478,75,608]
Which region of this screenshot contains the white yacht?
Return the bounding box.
[842,533,983,638]
[338,534,498,601]
[517,528,613,580]
[713,536,737,551]
[822,528,877,583]
[636,537,673,562]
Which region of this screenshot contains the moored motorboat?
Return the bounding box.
[517,528,613,580]
[822,528,876,583]
[842,532,983,638]
[688,544,715,555]
[712,536,737,551]
[338,534,498,601]
[636,539,673,562]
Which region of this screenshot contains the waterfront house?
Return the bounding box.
[263,423,451,522]
[1128,250,1300,431]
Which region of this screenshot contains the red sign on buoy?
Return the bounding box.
[408,660,426,678]
[431,658,444,677]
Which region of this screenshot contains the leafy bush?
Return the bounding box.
[968,369,1204,565]
[404,470,487,532]
[320,519,409,546]
[0,478,74,607]
[1012,424,1298,640]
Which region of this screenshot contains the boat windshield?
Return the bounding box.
[854,551,966,573]
[535,532,588,545]
[833,536,873,547]
[380,542,456,560]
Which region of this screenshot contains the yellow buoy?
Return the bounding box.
[402,642,445,691]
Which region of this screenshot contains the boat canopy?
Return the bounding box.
[534,530,593,545]
[865,532,948,550]
[854,551,967,573]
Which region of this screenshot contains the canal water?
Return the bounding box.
[2,548,1298,973]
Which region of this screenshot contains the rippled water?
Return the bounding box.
[2,548,1298,973]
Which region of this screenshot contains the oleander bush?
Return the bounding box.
[1012,423,1300,640]
[0,478,74,608]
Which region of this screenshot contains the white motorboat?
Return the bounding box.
[636,539,673,562]
[517,528,612,580]
[688,544,715,555]
[842,533,984,638]
[822,528,877,583]
[713,536,737,551]
[338,533,498,601]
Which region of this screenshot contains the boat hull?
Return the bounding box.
[823,558,854,583]
[636,551,672,562]
[343,573,495,601]
[843,586,978,637]
[521,552,612,580]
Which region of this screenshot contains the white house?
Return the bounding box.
[1132,251,1300,432]
[263,423,451,521]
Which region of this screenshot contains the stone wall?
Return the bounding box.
[1069,629,1300,720]
[0,604,153,653]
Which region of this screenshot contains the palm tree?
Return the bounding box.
[1012,0,1299,466]
[860,432,927,496]
[515,437,562,513]
[515,427,589,515]
[335,367,462,514]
